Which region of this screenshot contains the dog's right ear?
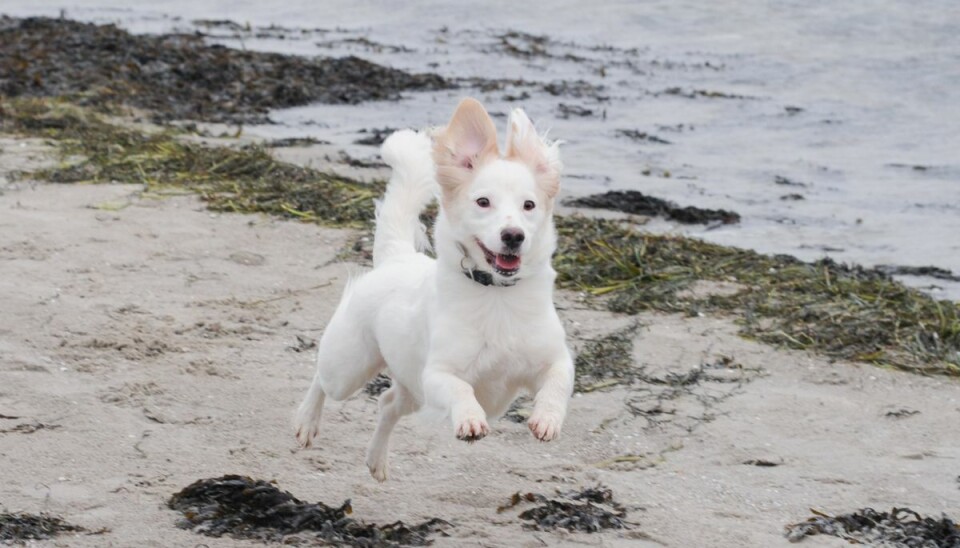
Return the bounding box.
[433,98,499,194]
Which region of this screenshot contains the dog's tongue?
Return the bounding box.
[495,254,521,270]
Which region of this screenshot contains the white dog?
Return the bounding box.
[294,98,574,481]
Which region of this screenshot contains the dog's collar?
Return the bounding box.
[456,242,519,288]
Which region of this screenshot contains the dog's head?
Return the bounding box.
[433,98,562,282]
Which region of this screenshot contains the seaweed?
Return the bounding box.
[7,98,959,377]
[0,512,86,542]
[659,87,752,100]
[168,475,449,546]
[354,128,398,146]
[0,16,450,124]
[574,323,641,392]
[2,98,380,227]
[364,374,393,397]
[554,215,960,376]
[615,129,671,144]
[266,137,330,148]
[556,103,595,118]
[501,396,532,423]
[743,459,781,467]
[785,507,960,546]
[0,422,61,434]
[498,486,629,533]
[885,408,920,419]
[565,190,741,225]
[775,175,808,187]
[624,357,760,432]
[878,265,960,283]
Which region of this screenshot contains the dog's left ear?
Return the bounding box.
[506,109,562,198]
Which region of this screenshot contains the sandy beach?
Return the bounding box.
[1,7,959,546]
[1,144,957,545]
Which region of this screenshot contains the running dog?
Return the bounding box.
[294,98,574,481]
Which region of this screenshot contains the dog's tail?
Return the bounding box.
[373,129,437,268]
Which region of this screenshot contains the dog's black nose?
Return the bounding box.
[501,228,525,249]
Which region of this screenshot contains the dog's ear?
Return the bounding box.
[433,98,499,194]
[505,108,562,198]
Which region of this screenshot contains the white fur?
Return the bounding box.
[294,103,574,482]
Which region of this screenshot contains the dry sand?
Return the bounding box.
[1,142,958,547]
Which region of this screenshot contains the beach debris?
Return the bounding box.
[774,175,808,187]
[168,475,449,546]
[354,128,398,146]
[0,512,86,542]
[615,129,671,144]
[877,265,960,282]
[265,137,330,148]
[659,87,752,100]
[288,335,317,353]
[7,97,958,379]
[564,190,741,225]
[498,486,629,533]
[556,103,595,118]
[554,215,960,377]
[785,507,960,546]
[884,408,921,419]
[2,98,381,227]
[624,358,759,433]
[502,396,533,423]
[743,459,782,467]
[0,16,449,124]
[364,374,392,397]
[0,422,61,434]
[574,323,641,392]
[333,150,388,169]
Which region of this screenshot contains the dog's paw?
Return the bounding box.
[366,455,389,482]
[455,416,490,443]
[294,422,319,448]
[528,411,563,442]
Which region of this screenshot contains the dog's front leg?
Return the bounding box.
[422,368,489,442]
[528,350,574,442]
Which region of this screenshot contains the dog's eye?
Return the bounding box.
[476,197,490,208]
[523,200,536,211]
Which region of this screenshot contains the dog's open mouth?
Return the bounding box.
[476,240,521,276]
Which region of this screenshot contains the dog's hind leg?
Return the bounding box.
[294,302,384,448]
[294,375,327,448]
[366,382,418,482]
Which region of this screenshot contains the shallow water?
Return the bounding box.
[6,0,959,299]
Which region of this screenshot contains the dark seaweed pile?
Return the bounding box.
[168,475,448,546]
[0,16,449,123]
[499,486,629,533]
[565,190,741,225]
[786,507,960,547]
[0,512,85,542]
